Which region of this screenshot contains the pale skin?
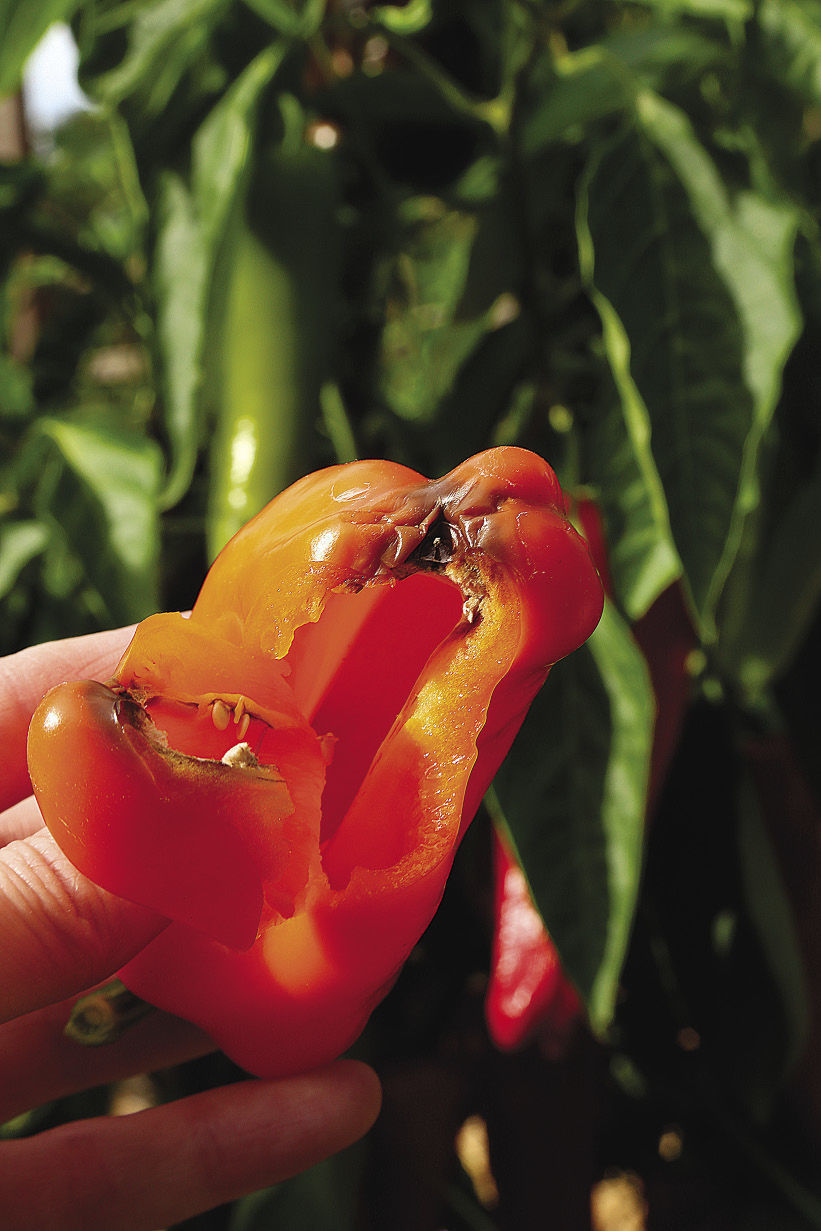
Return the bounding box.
[0,628,382,1231]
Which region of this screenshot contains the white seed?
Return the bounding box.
[211,699,230,730]
[221,742,258,769]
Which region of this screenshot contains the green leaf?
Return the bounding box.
[0,2,84,94]
[526,26,718,155]
[378,202,481,421]
[728,460,821,697]
[491,601,654,1035]
[756,0,821,104]
[626,0,752,17]
[192,40,287,251]
[378,196,520,423]
[0,352,34,418]
[579,93,799,636]
[582,391,681,621]
[320,382,358,463]
[243,0,325,37]
[371,0,433,34]
[0,519,48,598]
[155,43,285,507]
[637,93,801,621]
[88,0,228,114]
[521,28,722,156]
[576,160,683,623]
[520,48,631,155]
[152,170,207,508]
[38,417,161,622]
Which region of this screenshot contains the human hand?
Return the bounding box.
[0,628,382,1230]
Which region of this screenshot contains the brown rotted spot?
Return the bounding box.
[407,516,455,571]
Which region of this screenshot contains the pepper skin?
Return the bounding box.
[485,827,581,1056]
[27,447,603,1078]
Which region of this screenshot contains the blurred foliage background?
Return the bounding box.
[3,0,821,1226]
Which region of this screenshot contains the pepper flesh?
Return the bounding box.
[27,447,603,1077]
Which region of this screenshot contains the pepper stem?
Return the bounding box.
[64,979,154,1047]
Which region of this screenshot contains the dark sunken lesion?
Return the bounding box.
[407,515,455,571]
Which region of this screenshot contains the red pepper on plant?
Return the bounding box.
[27,447,603,1078]
[485,826,582,1057]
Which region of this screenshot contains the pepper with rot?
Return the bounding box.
[27,447,603,1078]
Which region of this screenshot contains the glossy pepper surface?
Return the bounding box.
[27,447,603,1078]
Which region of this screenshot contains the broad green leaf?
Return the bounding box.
[491,601,654,1035]
[0,520,48,597]
[30,447,84,602]
[378,203,481,421]
[0,352,34,418]
[626,0,751,17]
[36,112,147,265]
[156,44,285,507]
[0,4,83,94]
[756,0,821,104]
[578,137,681,620]
[637,93,801,622]
[378,196,520,423]
[580,94,799,636]
[89,0,228,114]
[728,460,821,698]
[191,41,287,251]
[243,0,325,36]
[580,389,681,620]
[603,24,724,79]
[521,29,721,155]
[38,417,161,621]
[520,48,631,155]
[577,155,682,618]
[153,170,207,508]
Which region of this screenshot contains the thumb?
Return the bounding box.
[0,828,166,1024]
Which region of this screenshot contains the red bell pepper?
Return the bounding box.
[27,447,603,1077]
[486,827,581,1056]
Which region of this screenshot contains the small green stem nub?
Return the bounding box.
[64,979,154,1047]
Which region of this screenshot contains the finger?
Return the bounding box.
[0,828,166,1024]
[0,996,213,1125]
[0,626,135,812]
[0,796,43,848]
[0,1061,382,1231]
